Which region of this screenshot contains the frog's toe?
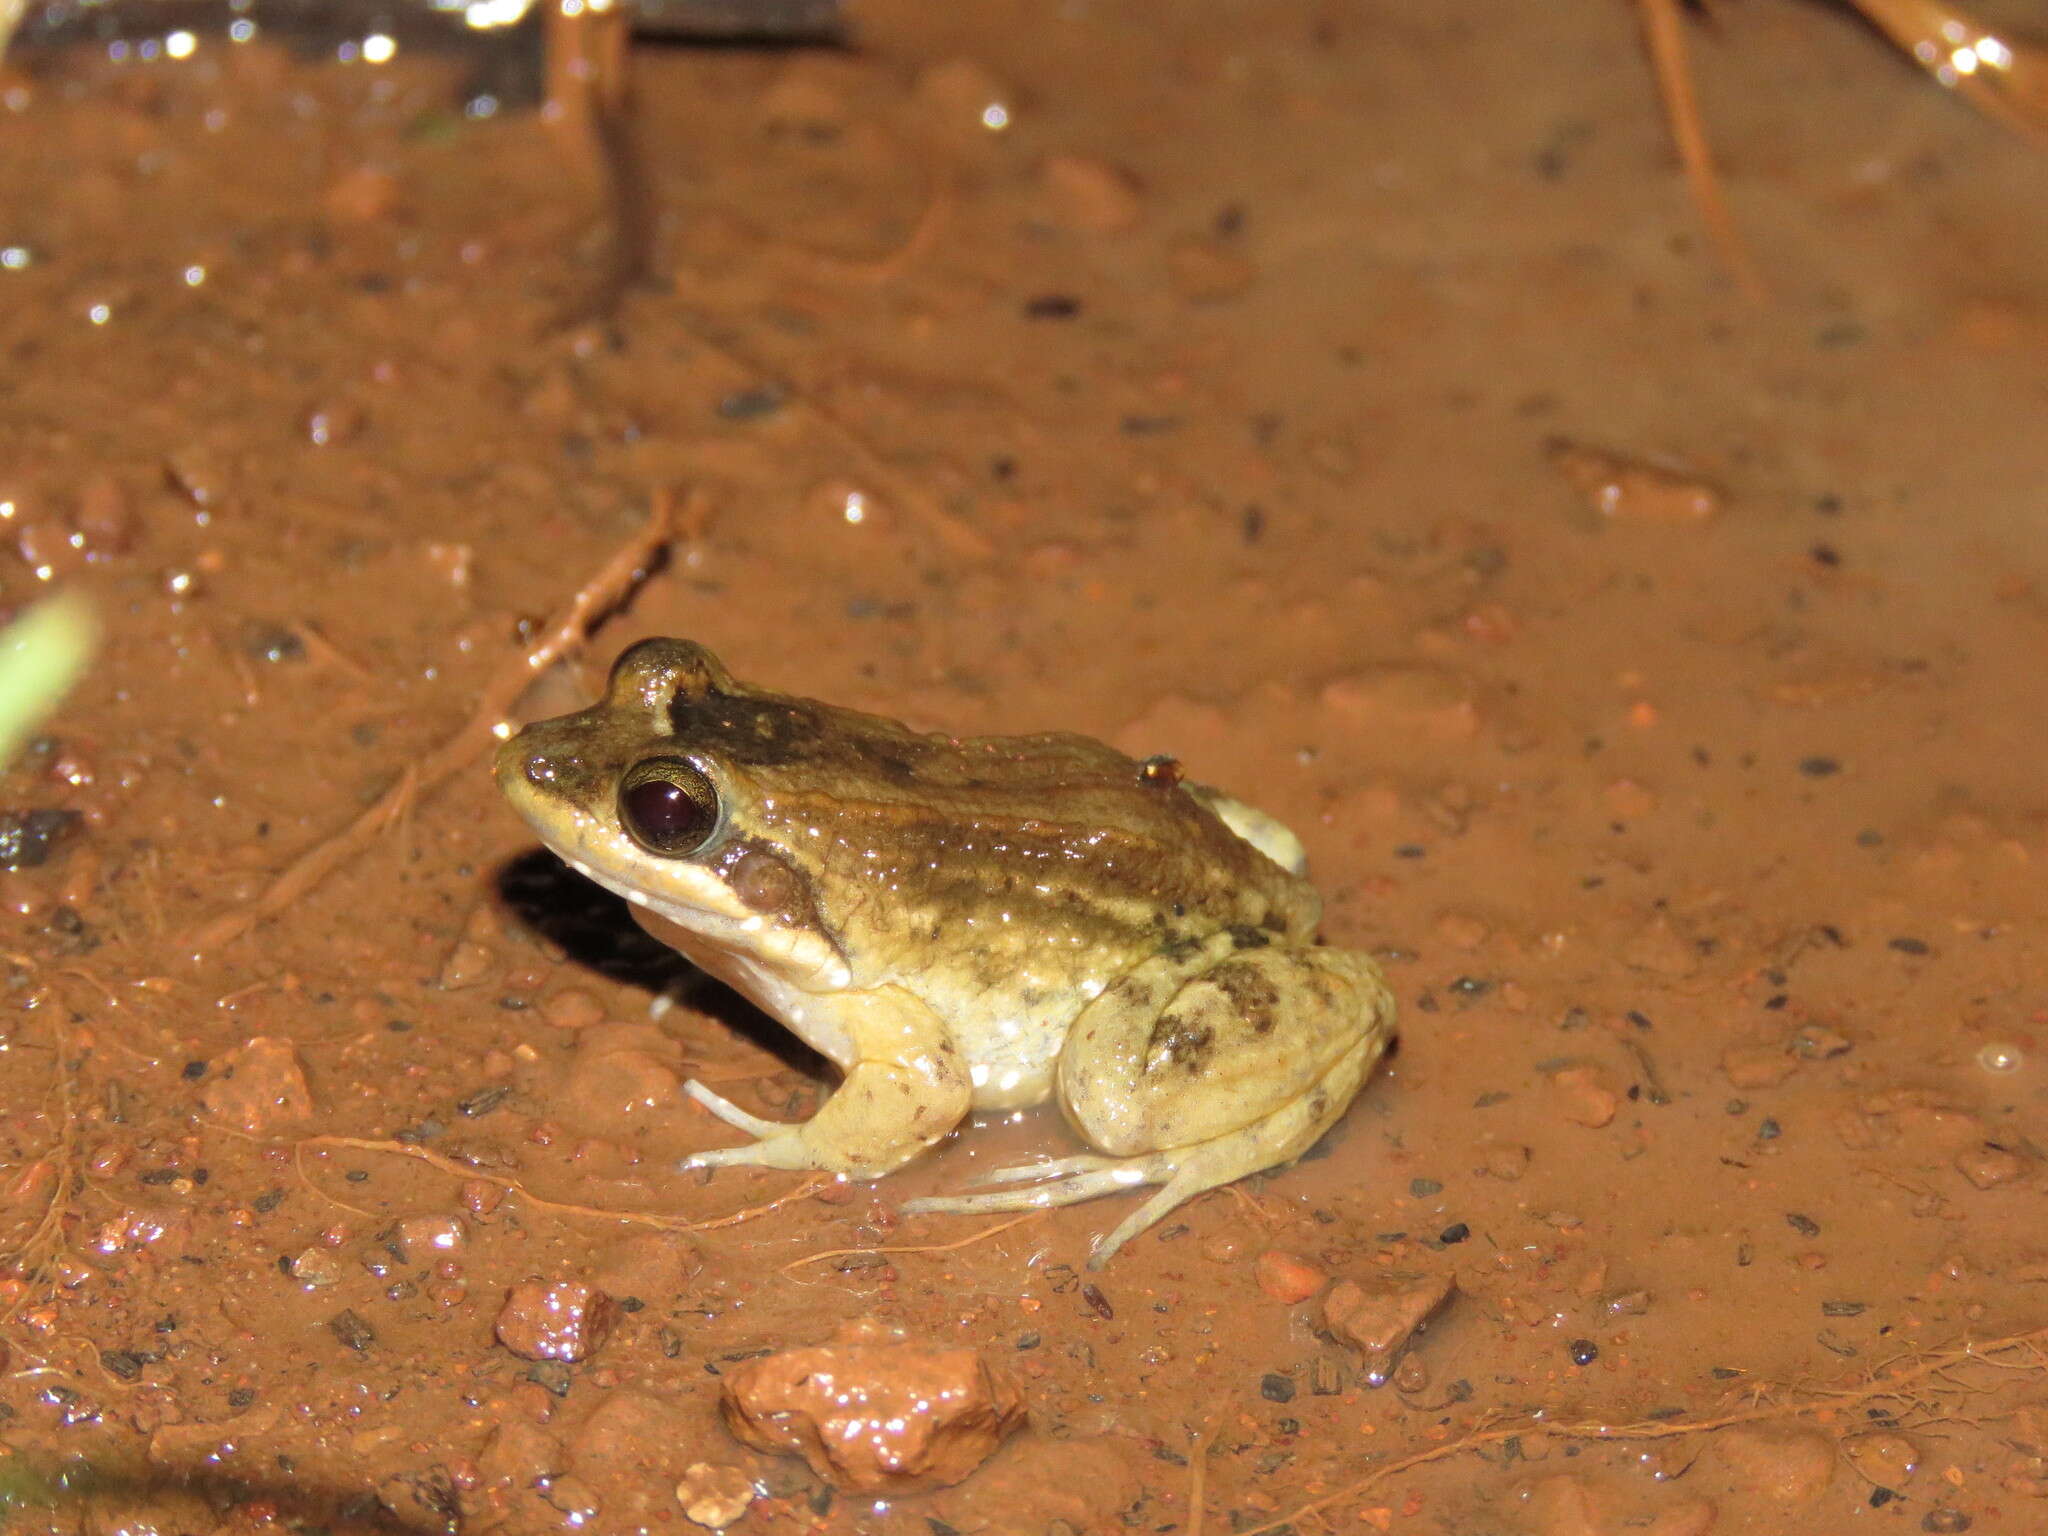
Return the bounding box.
[973,1152,1122,1186]
[905,1158,1159,1218]
[681,1130,816,1173]
[682,1078,790,1139]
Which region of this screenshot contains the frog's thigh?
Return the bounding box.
[684,986,970,1179]
[1060,941,1394,1160]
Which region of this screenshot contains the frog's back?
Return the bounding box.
[669,671,1321,962]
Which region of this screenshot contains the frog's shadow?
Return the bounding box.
[492,847,831,1079]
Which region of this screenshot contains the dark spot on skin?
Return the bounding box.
[1213,959,1281,1035]
[1145,1012,1215,1072]
[1159,934,1203,963]
[1226,925,1271,951]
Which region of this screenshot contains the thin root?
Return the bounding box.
[778,1211,1043,1276]
[1236,1322,2048,1536]
[292,1133,826,1234]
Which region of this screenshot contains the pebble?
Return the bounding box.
[437,940,497,992]
[1038,154,1144,233]
[390,1214,466,1262]
[542,988,606,1030]
[1321,1270,1455,1386]
[290,1247,346,1288]
[0,809,80,871]
[1547,1064,1620,1128]
[1479,1141,1531,1181]
[720,1318,1025,1493]
[494,1279,617,1363]
[1433,911,1490,950]
[200,1037,315,1134]
[1710,1424,1835,1502]
[1545,437,1722,523]
[675,1463,755,1530]
[1843,1429,1920,1486]
[1955,1143,2028,1189]
[1253,1249,1327,1304]
[1720,1043,1797,1090]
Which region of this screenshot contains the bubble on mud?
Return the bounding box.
[1976,1042,2023,1074]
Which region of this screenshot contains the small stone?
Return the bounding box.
[390,1214,466,1262]
[542,988,606,1030]
[1253,1249,1327,1304]
[1479,1141,1531,1180]
[291,1248,346,1288]
[1547,1064,1620,1128]
[1434,911,1490,950]
[1712,1424,1835,1502]
[328,1309,376,1351]
[1843,1430,1920,1486]
[676,1463,755,1529]
[1720,1043,1796,1089]
[720,1319,1025,1494]
[1258,1372,1295,1403]
[494,1279,617,1363]
[1921,1508,1973,1533]
[437,940,496,991]
[1790,1022,1852,1059]
[0,809,80,871]
[1956,1143,2028,1189]
[200,1038,315,1134]
[1321,1270,1455,1386]
[1545,437,1722,523]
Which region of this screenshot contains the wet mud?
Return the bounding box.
[0,3,2044,1533]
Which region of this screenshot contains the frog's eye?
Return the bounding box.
[618,758,719,857]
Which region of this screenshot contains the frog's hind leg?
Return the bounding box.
[907,939,1396,1267]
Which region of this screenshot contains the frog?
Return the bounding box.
[496,638,1397,1266]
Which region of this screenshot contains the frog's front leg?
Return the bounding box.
[683,986,970,1178]
[906,934,1395,1266]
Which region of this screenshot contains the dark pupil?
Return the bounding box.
[621,775,713,854]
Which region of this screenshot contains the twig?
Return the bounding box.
[186,493,681,955]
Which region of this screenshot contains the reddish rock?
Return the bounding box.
[1254,1249,1327,1304]
[720,1319,1026,1493]
[1320,1270,1455,1386]
[494,1280,617,1362]
[200,1037,314,1133]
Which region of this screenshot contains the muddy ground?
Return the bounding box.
[1,1,2045,1532]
